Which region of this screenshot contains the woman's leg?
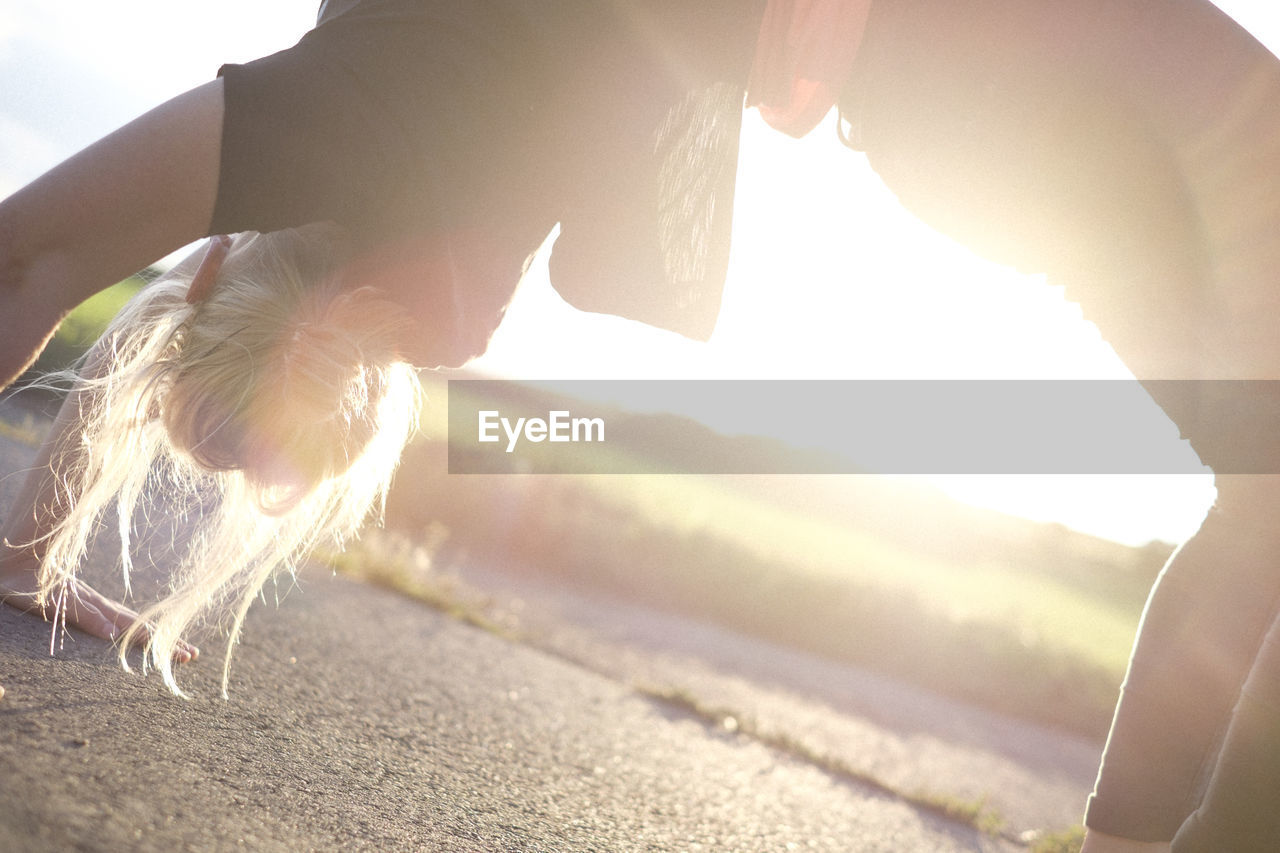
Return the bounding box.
[1089,477,1280,841]
[847,0,1280,843]
[1172,598,1280,851]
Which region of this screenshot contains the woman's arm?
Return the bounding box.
[0,329,199,662]
[0,79,225,389]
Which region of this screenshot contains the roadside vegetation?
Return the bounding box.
[22,275,148,378]
[377,377,1173,741]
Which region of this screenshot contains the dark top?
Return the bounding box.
[212,0,763,366]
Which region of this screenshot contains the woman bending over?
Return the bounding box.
[4,1,1280,849]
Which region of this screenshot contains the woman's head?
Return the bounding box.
[162,228,416,511]
[36,224,422,695]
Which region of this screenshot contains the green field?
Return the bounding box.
[384,391,1173,739]
[24,275,147,376]
[581,471,1148,677]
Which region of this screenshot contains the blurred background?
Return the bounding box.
[4,1,1276,741]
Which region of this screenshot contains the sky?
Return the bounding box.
[3,1,1278,544]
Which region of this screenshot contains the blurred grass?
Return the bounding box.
[382,379,1172,739]
[24,275,147,377]
[1031,825,1086,853]
[513,479,1136,737]
[577,471,1144,677]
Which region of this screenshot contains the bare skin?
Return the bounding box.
[0,80,223,665]
[0,378,199,663]
[0,568,195,662]
[0,80,224,389]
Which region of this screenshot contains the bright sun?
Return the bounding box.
[475,109,1217,547]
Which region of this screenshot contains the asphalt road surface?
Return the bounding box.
[0,398,1091,852]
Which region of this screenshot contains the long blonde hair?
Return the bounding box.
[34,225,422,696]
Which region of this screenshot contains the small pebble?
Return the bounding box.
[0,685,5,701]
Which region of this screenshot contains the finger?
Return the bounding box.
[63,597,121,645]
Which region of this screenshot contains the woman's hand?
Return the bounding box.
[0,566,199,664]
